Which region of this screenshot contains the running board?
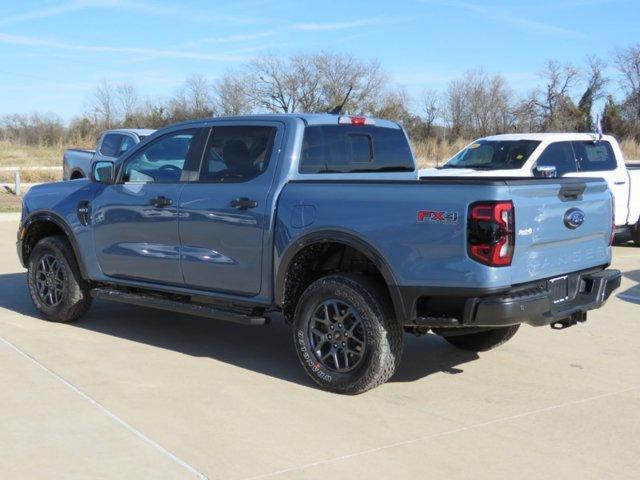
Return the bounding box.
[90,288,267,326]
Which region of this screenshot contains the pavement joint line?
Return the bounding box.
[243,384,640,480]
[0,334,209,480]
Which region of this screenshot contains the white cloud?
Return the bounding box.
[292,16,407,32]
[433,0,586,38]
[0,0,263,26]
[0,32,249,62]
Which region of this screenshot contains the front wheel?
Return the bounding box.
[441,325,520,352]
[293,274,403,394]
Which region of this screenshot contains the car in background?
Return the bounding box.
[63,129,155,180]
[421,133,640,245]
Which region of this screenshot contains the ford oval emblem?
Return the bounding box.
[564,208,585,229]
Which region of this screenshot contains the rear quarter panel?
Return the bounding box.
[275,180,512,290]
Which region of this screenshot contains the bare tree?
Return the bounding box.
[316,52,387,113]
[93,80,117,128]
[214,74,253,115]
[577,56,608,130]
[444,70,513,138]
[184,74,215,116]
[614,44,640,123]
[532,60,581,129]
[246,56,298,112]
[421,89,440,136]
[243,52,387,114]
[116,83,139,124]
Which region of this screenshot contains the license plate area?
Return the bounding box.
[549,275,569,304]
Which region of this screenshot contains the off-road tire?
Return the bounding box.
[442,325,520,352]
[293,274,403,394]
[27,235,92,322]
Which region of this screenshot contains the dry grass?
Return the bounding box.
[0,190,22,212]
[620,138,640,163]
[412,138,469,169]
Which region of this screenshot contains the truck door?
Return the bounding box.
[570,140,630,226]
[91,128,205,285]
[178,122,282,296]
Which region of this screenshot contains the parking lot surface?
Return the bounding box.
[0,216,639,479]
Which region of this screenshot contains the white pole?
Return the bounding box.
[14,170,21,196]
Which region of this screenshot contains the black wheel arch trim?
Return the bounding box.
[275,229,408,322]
[21,210,89,279]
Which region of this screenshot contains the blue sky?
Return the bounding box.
[0,0,638,120]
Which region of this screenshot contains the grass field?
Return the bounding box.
[0,190,22,213]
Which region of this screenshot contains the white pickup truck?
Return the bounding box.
[421,133,640,245]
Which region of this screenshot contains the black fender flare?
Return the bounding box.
[275,229,408,322]
[21,210,89,279]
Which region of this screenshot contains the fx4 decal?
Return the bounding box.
[417,210,459,224]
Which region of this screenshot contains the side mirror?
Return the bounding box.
[533,165,557,178]
[92,161,115,184]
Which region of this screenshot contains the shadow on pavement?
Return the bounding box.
[618,269,640,305]
[0,272,478,389]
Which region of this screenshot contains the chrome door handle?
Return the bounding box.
[614,181,627,185]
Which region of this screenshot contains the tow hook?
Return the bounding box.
[551,311,587,330]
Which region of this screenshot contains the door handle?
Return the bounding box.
[150,196,172,207]
[614,181,627,185]
[230,197,258,210]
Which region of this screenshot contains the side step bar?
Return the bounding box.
[90,288,267,326]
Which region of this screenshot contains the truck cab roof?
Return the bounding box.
[104,128,156,137]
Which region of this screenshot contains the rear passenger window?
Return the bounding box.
[299,125,414,173]
[573,141,616,172]
[199,126,276,183]
[99,134,122,157]
[535,142,577,176]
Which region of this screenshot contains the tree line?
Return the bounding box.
[1,45,639,148]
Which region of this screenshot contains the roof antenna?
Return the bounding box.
[327,85,353,115]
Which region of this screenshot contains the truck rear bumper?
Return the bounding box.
[406,268,621,329]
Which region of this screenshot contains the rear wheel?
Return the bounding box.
[441,325,520,352]
[27,236,92,322]
[293,274,403,394]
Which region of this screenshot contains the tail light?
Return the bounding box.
[467,201,515,267]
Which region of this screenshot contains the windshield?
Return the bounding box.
[443,139,541,170]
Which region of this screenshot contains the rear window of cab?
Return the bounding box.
[299,125,414,173]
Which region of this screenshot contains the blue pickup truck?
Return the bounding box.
[17,114,621,394]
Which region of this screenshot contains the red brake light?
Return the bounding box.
[338,116,374,126]
[468,201,515,267]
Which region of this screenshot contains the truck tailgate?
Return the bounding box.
[508,178,612,284]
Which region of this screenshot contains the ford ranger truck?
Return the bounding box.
[17,114,621,394]
[421,133,640,245]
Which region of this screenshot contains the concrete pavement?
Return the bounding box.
[0,217,639,479]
